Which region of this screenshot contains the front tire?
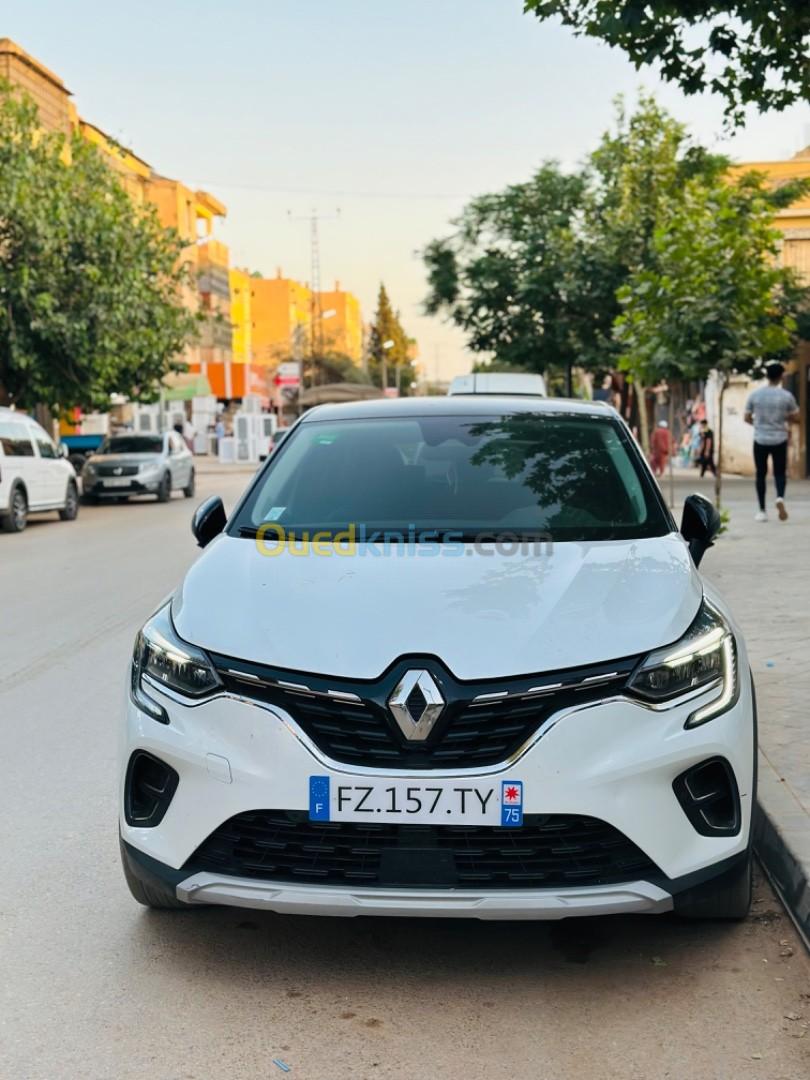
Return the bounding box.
[183,469,196,499]
[674,849,752,920]
[156,472,172,503]
[59,481,79,521]
[2,486,28,533]
[120,837,188,910]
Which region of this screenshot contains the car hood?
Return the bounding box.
[172,532,702,681]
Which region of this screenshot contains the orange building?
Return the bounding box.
[249,271,312,369]
[1,38,236,396]
[317,281,362,362]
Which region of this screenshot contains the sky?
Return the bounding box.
[5,0,810,380]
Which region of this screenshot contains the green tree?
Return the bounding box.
[587,96,728,447]
[367,284,416,395]
[423,164,602,393]
[524,2,810,124]
[0,85,198,413]
[423,96,725,410]
[615,170,810,504]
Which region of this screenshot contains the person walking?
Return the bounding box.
[744,362,800,522]
[697,419,716,477]
[650,420,671,477]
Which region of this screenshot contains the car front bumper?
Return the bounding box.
[84,477,162,496]
[120,662,755,919]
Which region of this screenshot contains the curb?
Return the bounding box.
[753,752,810,950]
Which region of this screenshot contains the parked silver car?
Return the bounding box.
[81,432,195,504]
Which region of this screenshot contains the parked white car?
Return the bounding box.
[121,397,754,921]
[81,432,195,504]
[448,372,547,396]
[0,407,79,533]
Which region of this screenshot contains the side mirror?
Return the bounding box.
[192,495,227,548]
[680,493,721,567]
[58,444,69,459]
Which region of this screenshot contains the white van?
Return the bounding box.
[0,408,79,533]
[448,372,547,397]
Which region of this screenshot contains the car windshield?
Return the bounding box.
[99,436,163,455]
[231,413,671,542]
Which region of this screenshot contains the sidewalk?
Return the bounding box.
[194,456,259,476]
[669,470,810,942]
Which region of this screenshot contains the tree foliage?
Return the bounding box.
[423,95,725,380]
[0,85,198,412]
[524,1,810,124]
[367,284,416,394]
[615,172,810,384]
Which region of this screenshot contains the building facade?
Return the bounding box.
[317,281,363,362]
[1,39,234,398]
[249,271,312,370]
[713,150,810,477]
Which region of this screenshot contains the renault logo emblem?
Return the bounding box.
[388,669,444,742]
[113,466,123,475]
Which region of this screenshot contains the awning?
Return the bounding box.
[160,372,212,401]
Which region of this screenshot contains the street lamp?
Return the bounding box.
[381,338,395,391]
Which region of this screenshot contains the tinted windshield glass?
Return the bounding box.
[232,413,670,542]
[100,436,163,455]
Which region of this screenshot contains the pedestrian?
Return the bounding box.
[182,416,196,453]
[744,361,800,522]
[697,419,716,477]
[650,420,671,477]
[593,374,613,403]
[214,416,225,452]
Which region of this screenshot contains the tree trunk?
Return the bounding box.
[636,384,650,457]
[667,391,675,509]
[715,376,725,509]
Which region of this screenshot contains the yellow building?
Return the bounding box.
[317,281,362,362]
[730,148,810,281]
[230,269,253,366]
[725,149,810,476]
[1,38,237,396]
[249,271,312,369]
[0,38,72,136]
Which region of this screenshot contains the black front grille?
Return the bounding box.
[187,810,659,888]
[212,654,638,769]
[96,463,140,477]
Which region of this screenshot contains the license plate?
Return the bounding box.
[103,478,131,487]
[309,776,523,827]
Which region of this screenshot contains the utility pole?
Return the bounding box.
[287,208,340,391]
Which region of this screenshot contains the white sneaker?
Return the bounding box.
[754,510,768,522]
[775,497,788,522]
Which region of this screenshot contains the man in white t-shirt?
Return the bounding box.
[744,362,800,522]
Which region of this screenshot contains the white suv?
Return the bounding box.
[0,408,79,533]
[121,397,754,921]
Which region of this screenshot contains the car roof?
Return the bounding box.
[301,396,614,423]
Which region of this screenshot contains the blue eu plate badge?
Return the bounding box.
[501,780,523,827]
[309,775,330,821]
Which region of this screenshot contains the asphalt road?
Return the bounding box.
[1,471,809,1080]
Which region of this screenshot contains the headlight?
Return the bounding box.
[131,604,220,720]
[83,463,96,476]
[627,601,738,728]
[138,461,161,475]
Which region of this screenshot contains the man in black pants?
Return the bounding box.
[744,363,800,522]
[697,420,716,477]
